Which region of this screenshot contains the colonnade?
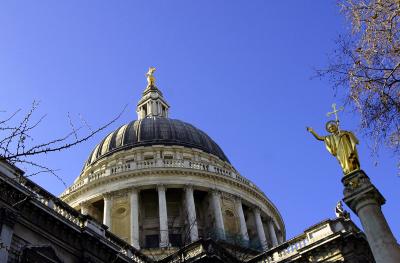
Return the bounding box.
[81,186,279,250]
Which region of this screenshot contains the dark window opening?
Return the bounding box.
[143,104,148,116]
[169,234,182,247]
[145,235,159,248]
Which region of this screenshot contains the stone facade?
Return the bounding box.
[0,159,375,262]
[0,160,149,263]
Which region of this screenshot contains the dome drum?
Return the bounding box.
[62,144,285,254]
[71,182,283,253]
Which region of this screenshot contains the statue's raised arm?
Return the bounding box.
[307,119,361,176]
[306,127,324,141]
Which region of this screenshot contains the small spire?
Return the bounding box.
[136,67,170,120]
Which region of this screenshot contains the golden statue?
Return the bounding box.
[146,67,156,87]
[307,104,360,175]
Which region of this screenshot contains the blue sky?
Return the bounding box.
[1,1,399,241]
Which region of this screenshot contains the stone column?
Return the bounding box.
[103,193,113,228]
[185,185,199,242]
[210,190,225,240]
[80,201,91,215]
[268,218,278,247]
[234,197,249,242]
[158,185,169,247]
[130,188,140,249]
[0,208,17,263]
[253,207,267,250]
[343,170,400,263]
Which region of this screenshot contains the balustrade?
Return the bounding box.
[62,158,257,196]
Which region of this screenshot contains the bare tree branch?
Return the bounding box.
[0,101,127,185]
[317,0,400,171]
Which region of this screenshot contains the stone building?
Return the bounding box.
[0,73,375,262]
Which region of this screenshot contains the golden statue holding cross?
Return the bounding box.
[307,104,360,175]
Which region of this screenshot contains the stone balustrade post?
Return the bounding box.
[156,151,163,167]
[234,197,249,242]
[103,193,113,228]
[158,185,169,247]
[184,185,199,242]
[342,170,400,263]
[210,190,225,240]
[130,188,140,249]
[253,207,267,251]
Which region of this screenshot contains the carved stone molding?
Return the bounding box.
[342,170,385,213]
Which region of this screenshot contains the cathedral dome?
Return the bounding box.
[61,69,285,256]
[85,117,230,168]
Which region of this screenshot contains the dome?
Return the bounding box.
[85,117,230,167]
[62,70,285,256]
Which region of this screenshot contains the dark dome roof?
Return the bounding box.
[85,118,230,167]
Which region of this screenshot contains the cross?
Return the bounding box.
[326,103,344,122]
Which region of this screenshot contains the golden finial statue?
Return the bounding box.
[146,67,156,87]
[306,104,360,175]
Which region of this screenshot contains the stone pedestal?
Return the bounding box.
[342,170,400,263]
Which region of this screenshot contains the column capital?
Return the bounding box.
[102,192,114,200]
[129,187,140,194]
[79,200,92,209]
[184,184,194,191]
[342,170,385,214]
[157,184,166,191]
[234,195,243,203]
[211,189,221,196]
[252,206,261,214]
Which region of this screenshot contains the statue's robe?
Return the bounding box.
[324,130,360,175]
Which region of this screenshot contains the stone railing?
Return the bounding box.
[61,158,257,196]
[18,177,86,228]
[251,220,343,263]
